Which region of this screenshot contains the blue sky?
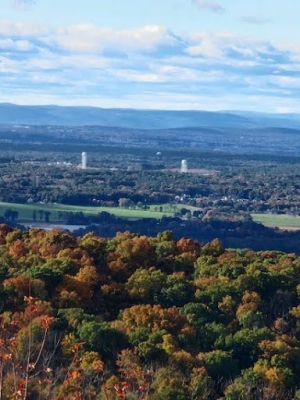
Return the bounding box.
[1,0,300,112]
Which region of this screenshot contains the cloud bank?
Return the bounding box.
[0,20,300,112]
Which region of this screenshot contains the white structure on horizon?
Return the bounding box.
[181,159,188,173]
[81,152,87,169]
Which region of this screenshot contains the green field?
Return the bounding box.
[252,213,300,229]
[0,201,175,222]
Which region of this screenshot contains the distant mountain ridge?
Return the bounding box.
[1,103,300,129]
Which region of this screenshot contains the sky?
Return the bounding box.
[1,0,300,112]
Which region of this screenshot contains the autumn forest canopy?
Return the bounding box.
[0,225,300,399]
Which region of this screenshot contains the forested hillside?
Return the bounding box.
[1,225,300,399]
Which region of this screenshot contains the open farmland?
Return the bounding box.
[0,201,174,222]
[252,213,300,230]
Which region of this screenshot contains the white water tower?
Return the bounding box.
[181,159,188,173]
[82,152,87,169]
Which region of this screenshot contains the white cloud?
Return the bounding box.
[46,24,176,54]
[269,76,300,89]
[186,38,224,58]
[30,73,67,84]
[0,20,49,36]
[185,32,249,58]
[111,65,221,84]
[0,56,20,73]
[0,38,32,51]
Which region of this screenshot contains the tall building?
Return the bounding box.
[82,152,87,169]
[181,159,188,173]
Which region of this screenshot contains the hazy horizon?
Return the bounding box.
[1,102,300,116]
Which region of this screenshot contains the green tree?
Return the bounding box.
[126,267,166,303]
[78,321,127,360]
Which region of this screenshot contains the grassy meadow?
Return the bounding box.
[2,201,300,229]
[0,201,175,222]
[251,213,300,229]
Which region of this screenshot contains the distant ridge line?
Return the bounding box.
[0,103,299,130]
